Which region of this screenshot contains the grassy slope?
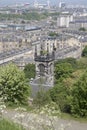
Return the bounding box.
[0,119,25,130]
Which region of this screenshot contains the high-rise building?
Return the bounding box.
[47,0,50,9]
[59,2,66,8]
[57,14,73,28]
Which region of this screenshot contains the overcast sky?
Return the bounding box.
[0,0,87,6]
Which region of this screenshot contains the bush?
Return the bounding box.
[33,88,51,108]
[0,63,31,105]
[79,27,86,31]
[50,83,71,113]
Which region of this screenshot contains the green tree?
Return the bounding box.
[55,58,77,69]
[50,83,70,112]
[55,62,73,80]
[79,27,86,31]
[0,63,30,105]
[70,70,87,117]
[82,46,87,57]
[24,63,35,79]
[49,32,58,37]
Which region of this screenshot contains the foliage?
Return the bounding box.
[79,27,86,31]
[0,63,31,105]
[24,63,35,79]
[40,102,60,116]
[82,46,87,57]
[41,11,60,17]
[53,58,87,117]
[77,57,87,69]
[0,119,25,130]
[0,11,60,22]
[0,12,57,21]
[49,83,71,113]
[70,70,87,117]
[33,102,60,117]
[55,58,77,69]
[49,32,58,37]
[54,62,73,80]
[33,88,51,108]
[0,12,41,21]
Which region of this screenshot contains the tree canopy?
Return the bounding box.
[0,63,31,105]
[70,70,87,117]
[49,83,70,112]
[49,32,58,37]
[54,62,73,80]
[79,27,86,31]
[24,63,35,79]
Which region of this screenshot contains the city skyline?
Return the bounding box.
[0,0,87,7]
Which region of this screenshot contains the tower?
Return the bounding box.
[47,0,50,9]
[59,2,66,8]
[34,0,38,8]
[34,40,55,88]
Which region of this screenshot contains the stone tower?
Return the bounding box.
[34,40,55,87]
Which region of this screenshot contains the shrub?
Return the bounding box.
[0,63,31,105]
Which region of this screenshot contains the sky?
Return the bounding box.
[0,0,87,6]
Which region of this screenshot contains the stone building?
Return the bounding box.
[30,39,55,97]
[34,41,55,86]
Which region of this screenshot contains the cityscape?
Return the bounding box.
[0,1,87,130]
[0,1,87,66]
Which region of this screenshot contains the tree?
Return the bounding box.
[24,63,35,79]
[0,63,31,105]
[82,46,87,57]
[79,27,86,31]
[49,32,58,37]
[70,70,87,117]
[55,58,77,69]
[55,62,73,80]
[49,83,70,112]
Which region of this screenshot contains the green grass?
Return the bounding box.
[0,119,25,130]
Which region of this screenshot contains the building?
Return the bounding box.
[69,20,87,29]
[59,2,66,8]
[57,14,73,28]
[35,45,54,86]
[30,40,55,96]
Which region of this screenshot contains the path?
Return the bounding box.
[2,109,87,130]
